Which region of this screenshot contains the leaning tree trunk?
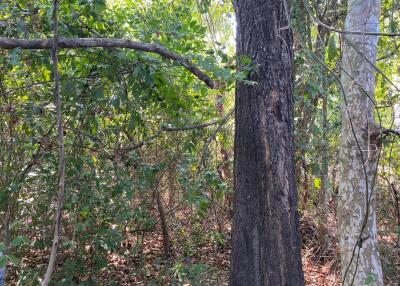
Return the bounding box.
[230,1,304,285]
[337,1,383,285]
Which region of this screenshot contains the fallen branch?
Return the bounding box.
[0,37,219,89]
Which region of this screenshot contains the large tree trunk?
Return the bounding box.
[337,1,383,285]
[230,1,304,285]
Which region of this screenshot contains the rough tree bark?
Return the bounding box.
[230,0,304,285]
[337,0,383,285]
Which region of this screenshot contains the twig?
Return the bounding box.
[118,110,234,151]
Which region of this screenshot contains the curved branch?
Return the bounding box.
[0,37,219,89]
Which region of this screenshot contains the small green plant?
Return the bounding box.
[210,231,227,249]
[172,261,209,286]
[364,273,377,285]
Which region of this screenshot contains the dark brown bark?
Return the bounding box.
[230,1,304,285]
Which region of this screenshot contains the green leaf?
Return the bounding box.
[63,240,76,248]
[314,178,321,190]
[111,96,120,109]
[79,207,90,219]
[189,20,197,29]
[95,2,107,13]
[128,115,136,131]
[10,220,22,230]
[0,255,7,268]
[364,273,377,285]
[327,35,338,61]
[309,163,321,176]
[63,80,75,94]
[11,236,28,247]
[46,5,54,27]
[76,223,87,233]
[0,192,6,208]
[42,69,51,81]
[90,117,99,135]
[389,20,397,33]
[10,48,21,66]
[7,254,20,266]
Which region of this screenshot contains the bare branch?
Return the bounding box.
[0,37,219,89]
[384,129,400,137]
[115,109,234,152]
[374,129,400,138]
[161,113,232,131]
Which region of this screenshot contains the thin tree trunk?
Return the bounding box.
[155,187,173,258]
[230,0,304,285]
[319,94,330,251]
[168,168,175,207]
[389,183,400,231]
[301,158,310,207]
[337,1,383,285]
[42,1,66,285]
[316,26,330,246]
[215,94,234,218]
[317,27,330,251]
[0,208,9,286]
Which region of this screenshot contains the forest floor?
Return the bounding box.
[7,208,400,285]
